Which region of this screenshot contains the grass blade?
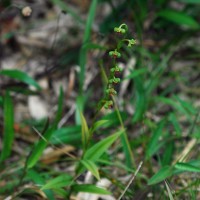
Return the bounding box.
[27,127,54,168]
[0,69,41,90]
[146,120,166,158]
[124,68,147,80]
[169,113,181,136]
[0,91,14,162]
[175,162,200,173]
[71,184,111,195]
[132,76,146,123]
[84,130,122,161]
[41,174,73,190]
[79,0,98,92]
[80,112,89,151]
[91,120,110,132]
[164,181,174,200]
[158,9,200,29]
[27,89,65,168]
[148,166,173,185]
[81,159,100,180]
[161,142,174,166]
[27,170,55,200]
[50,126,81,145]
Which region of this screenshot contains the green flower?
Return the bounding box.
[114,27,126,34]
[104,100,113,109]
[109,77,121,84]
[114,23,128,34]
[110,65,122,73]
[127,39,136,47]
[109,50,121,58]
[106,88,117,96]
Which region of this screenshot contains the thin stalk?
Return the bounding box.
[113,96,135,168]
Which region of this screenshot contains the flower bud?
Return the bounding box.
[127,39,136,47]
[104,100,113,109]
[106,88,117,96]
[109,77,120,84]
[109,50,121,59]
[114,27,126,34]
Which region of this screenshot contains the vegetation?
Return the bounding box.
[0,0,200,199]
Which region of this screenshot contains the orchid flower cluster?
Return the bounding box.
[103,23,136,109]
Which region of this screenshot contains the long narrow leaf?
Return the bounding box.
[148,166,173,185]
[27,127,54,168]
[71,184,111,195]
[27,170,55,200]
[41,174,73,190]
[80,112,89,150]
[158,9,200,29]
[27,87,66,168]
[79,0,98,92]
[175,162,200,173]
[146,120,166,158]
[0,91,14,162]
[164,181,174,200]
[50,126,81,145]
[81,159,100,180]
[132,76,146,123]
[0,69,41,90]
[84,130,122,161]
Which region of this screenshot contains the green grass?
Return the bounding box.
[0,0,200,199]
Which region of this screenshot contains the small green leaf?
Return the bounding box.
[27,170,55,200]
[157,97,186,114]
[92,120,110,131]
[124,68,147,80]
[71,184,111,195]
[0,91,14,162]
[164,181,174,200]
[82,42,107,51]
[174,95,196,115]
[84,130,122,161]
[52,188,69,198]
[0,69,41,90]
[101,111,127,127]
[81,159,100,180]
[146,120,166,158]
[132,76,147,123]
[50,126,81,145]
[79,0,98,91]
[175,162,200,173]
[27,127,54,168]
[158,9,200,29]
[80,112,89,150]
[41,174,73,190]
[169,113,181,136]
[76,130,122,174]
[161,142,174,166]
[27,90,66,168]
[148,166,173,185]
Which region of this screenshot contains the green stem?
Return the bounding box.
[112,96,135,168]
